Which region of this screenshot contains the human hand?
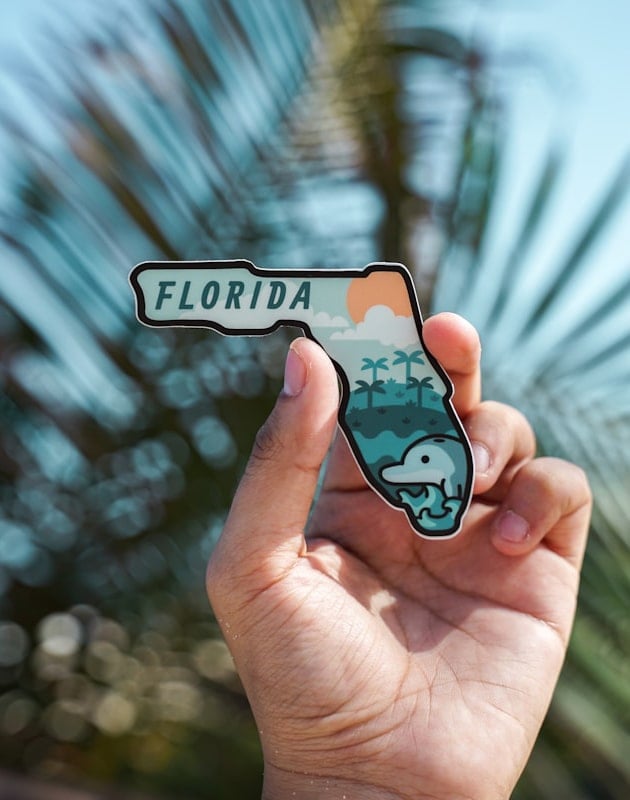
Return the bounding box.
[206,313,592,800]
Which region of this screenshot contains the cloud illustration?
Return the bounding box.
[330,305,417,347]
[303,309,350,328]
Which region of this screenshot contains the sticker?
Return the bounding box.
[129,260,474,538]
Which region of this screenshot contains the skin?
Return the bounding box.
[206,313,592,800]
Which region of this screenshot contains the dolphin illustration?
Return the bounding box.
[380,434,466,498]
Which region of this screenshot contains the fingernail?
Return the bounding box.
[283,344,307,397]
[496,510,530,543]
[471,442,491,475]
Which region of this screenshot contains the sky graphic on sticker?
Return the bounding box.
[129,260,474,538]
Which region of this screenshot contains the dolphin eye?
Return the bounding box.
[421,455,430,464]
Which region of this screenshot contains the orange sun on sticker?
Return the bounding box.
[346,271,413,324]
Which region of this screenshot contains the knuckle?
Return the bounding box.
[205,551,227,609]
[566,462,593,507]
[467,400,536,454]
[249,416,284,467]
[527,457,592,510]
[205,569,221,613]
[206,543,246,617]
[525,460,559,502]
[476,399,504,415]
[501,403,535,442]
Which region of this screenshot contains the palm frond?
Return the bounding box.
[0,1,628,798]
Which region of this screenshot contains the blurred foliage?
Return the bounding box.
[0,0,628,798]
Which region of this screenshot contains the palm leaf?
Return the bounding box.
[0,1,628,798]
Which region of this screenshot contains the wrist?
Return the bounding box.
[262,763,408,800]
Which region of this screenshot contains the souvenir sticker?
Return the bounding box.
[129,260,474,539]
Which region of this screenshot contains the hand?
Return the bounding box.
[206,314,592,800]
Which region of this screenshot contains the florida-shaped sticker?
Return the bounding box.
[130,260,474,539]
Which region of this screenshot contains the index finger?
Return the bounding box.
[422,312,481,417]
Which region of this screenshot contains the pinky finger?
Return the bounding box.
[491,457,592,567]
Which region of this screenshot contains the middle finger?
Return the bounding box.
[465,400,537,501]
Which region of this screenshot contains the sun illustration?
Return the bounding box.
[346,271,413,323]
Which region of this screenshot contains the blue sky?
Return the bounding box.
[2,0,628,221]
[1,0,628,312]
[489,1,630,357]
[423,0,630,355]
[480,0,630,290]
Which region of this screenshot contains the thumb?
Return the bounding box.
[207,336,339,599]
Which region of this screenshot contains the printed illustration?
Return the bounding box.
[129,260,474,538]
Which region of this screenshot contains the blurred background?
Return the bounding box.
[0,1,628,797]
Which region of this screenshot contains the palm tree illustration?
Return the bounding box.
[355,379,386,409]
[407,376,434,406]
[361,356,389,383]
[393,350,424,382]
